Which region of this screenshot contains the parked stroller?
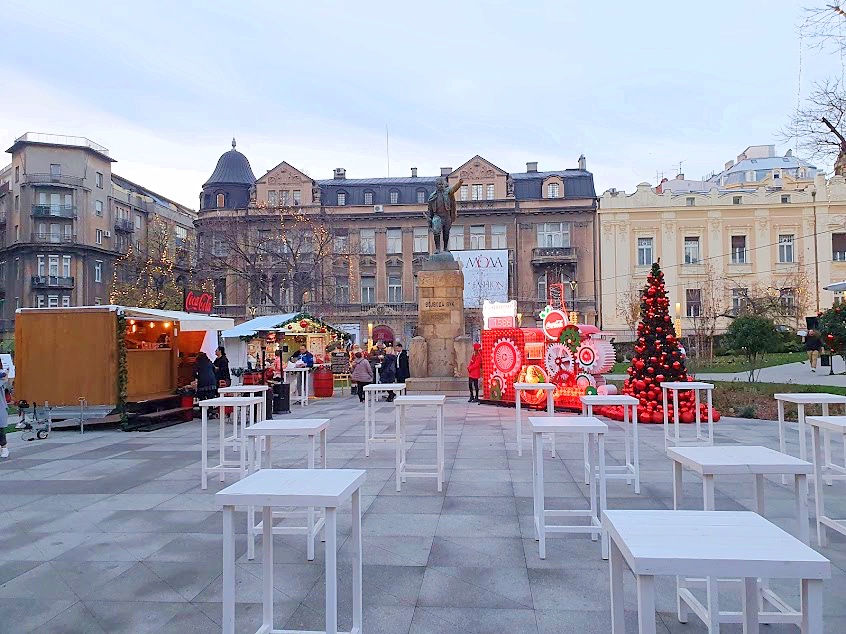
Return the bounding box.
[16,400,51,441]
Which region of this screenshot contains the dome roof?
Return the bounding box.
[203,139,256,187]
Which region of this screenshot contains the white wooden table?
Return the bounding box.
[217,469,366,634]
[394,395,446,492]
[581,394,640,493]
[514,382,556,457]
[284,367,311,407]
[668,445,813,628]
[244,418,330,561]
[660,381,714,448]
[806,415,846,547]
[199,396,265,490]
[363,383,407,456]
[218,384,270,396]
[528,416,608,559]
[775,393,846,485]
[603,510,830,634]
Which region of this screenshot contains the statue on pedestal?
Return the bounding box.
[425,177,464,254]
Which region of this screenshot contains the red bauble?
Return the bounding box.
[299,320,309,328]
[680,411,695,424]
[672,361,681,370]
[656,327,663,334]
[666,334,675,343]
[649,356,657,364]
[646,367,655,374]
[656,374,665,383]
[635,380,646,391]
[647,287,656,296]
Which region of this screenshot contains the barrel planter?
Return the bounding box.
[312,367,334,398]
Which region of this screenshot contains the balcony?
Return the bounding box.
[32,204,77,219]
[32,231,76,244]
[531,246,577,265]
[22,173,85,188]
[15,132,110,155]
[115,218,135,233]
[31,275,75,289]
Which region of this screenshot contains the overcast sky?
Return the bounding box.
[1,0,843,207]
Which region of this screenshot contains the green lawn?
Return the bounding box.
[611,351,804,375]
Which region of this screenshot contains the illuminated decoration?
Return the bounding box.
[482,300,517,329]
[560,324,581,352]
[585,386,598,396]
[516,364,550,406]
[524,342,545,360]
[542,309,568,341]
[545,343,573,380]
[491,337,521,376]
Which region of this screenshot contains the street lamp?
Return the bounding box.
[674,302,682,338]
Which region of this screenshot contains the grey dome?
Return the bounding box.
[203,139,256,187]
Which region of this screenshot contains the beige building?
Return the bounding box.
[599,144,846,340]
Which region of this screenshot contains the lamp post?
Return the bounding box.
[674,302,682,338]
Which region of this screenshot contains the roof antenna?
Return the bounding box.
[232,138,236,150]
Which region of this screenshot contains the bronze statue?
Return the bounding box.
[425,177,463,253]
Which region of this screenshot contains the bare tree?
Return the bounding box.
[688,264,722,361]
[615,278,642,341]
[726,265,814,331]
[782,77,846,166]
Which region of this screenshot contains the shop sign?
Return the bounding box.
[482,299,517,329]
[184,289,214,314]
[461,249,509,308]
[542,309,568,341]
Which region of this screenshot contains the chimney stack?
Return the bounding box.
[333,168,346,180]
[440,167,452,177]
[676,173,684,180]
[724,160,734,170]
[526,161,538,173]
[411,167,418,177]
[578,154,586,171]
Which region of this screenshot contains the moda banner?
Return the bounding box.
[458,249,509,308]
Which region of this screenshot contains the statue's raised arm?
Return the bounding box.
[425,176,464,256]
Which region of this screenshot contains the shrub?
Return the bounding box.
[723,315,780,381]
[736,404,757,418]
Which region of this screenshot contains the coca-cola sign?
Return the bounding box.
[542,309,568,341]
[184,290,214,314]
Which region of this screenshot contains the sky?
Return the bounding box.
[1,0,844,207]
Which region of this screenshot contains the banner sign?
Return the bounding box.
[460,249,509,308]
[184,290,214,314]
[482,300,517,329]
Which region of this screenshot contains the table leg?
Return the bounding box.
[547,390,556,458]
[636,574,657,634]
[582,404,591,485]
[262,506,273,631]
[535,431,546,559]
[219,406,226,482]
[742,577,759,633]
[266,436,273,469]
[663,387,669,450]
[352,489,362,633]
[598,432,608,560]
[754,474,765,516]
[672,460,683,510]
[321,428,328,468]
[812,425,827,547]
[694,388,701,442]
[801,578,823,634]
[798,404,808,463]
[239,407,247,480]
[516,390,523,457]
[673,390,680,447]
[589,433,598,543]
[308,434,316,562]
[796,473,810,545]
[609,539,625,634]
[364,389,370,457]
[778,399,787,484]
[623,402,632,486]
[201,407,208,490]
[753,474,768,614]
[632,405,641,494]
[325,507,337,634]
[223,505,236,634]
[395,405,402,492]
[706,388,714,445]
[823,403,833,486]
[703,474,715,511]
[532,428,539,542]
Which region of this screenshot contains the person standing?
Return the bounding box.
[214,346,231,387]
[467,342,482,402]
[350,352,374,403]
[805,329,823,372]
[0,370,8,458]
[381,346,398,402]
[395,343,410,383]
[194,352,217,401]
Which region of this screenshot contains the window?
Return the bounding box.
[460,185,468,201]
[61,296,70,308]
[778,234,795,263]
[96,172,103,188]
[214,278,227,305]
[471,184,483,201]
[94,297,102,305]
[94,260,102,283]
[14,195,19,212]
[685,288,702,317]
[448,225,464,251]
[683,237,700,264]
[536,222,571,248]
[730,235,747,264]
[537,272,547,300]
[361,276,376,304]
[96,229,103,245]
[14,166,19,183]
[135,213,142,229]
[774,171,781,180]
[547,183,560,199]
[175,226,188,246]
[216,193,225,208]
[780,289,797,315]
[781,194,791,204]
[733,196,742,205]
[50,164,61,177]
[388,275,403,303]
[637,237,653,266]
[833,234,846,261]
[390,191,399,205]
[364,191,373,206]
[37,255,45,276]
[95,201,103,216]
[413,227,428,252]
[686,197,695,206]
[335,277,350,304]
[486,184,495,200]
[337,192,346,206]
[47,295,59,308]
[268,190,278,206]
[491,224,507,249]
[360,228,375,254]
[387,229,402,254]
[281,191,290,206]
[48,256,59,276]
[62,255,71,278]
[333,232,349,253]
[36,296,45,308]
[417,190,426,204]
[470,225,486,250]
[731,288,747,314]
[292,190,301,205]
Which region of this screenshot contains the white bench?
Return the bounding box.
[581,394,640,493]
[806,415,846,547]
[514,382,556,457]
[394,395,446,492]
[660,381,714,448]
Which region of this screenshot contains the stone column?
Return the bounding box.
[417,264,465,378]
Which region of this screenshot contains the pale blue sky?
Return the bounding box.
[1,0,842,206]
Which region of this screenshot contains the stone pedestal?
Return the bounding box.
[417,261,465,378]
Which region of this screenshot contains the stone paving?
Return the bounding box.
[1,394,845,633]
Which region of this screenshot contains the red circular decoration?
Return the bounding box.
[299,320,309,328]
[491,338,520,376]
[542,310,568,341]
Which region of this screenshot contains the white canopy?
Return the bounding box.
[221,313,299,339]
[824,281,846,292]
[16,305,234,332]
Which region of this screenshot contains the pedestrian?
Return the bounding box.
[805,328,823,372]
[194,352,217,401]
[395,343,410,383]
[0,369,8,459]
[214,346,231,387]
[467,342,482,402]
[381,346,398,402]
[350,352,374,403]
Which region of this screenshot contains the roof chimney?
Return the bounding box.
[578,154,586,171]
[656,177,668,194]
[676,173,684,180]
[724,160,734,170]
[440,167,452,177]
[333,168,346,180]
[785,149,793,157]
[411,167,418,177]
[526,161,538,173]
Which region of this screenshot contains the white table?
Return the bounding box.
[514,382,556,457]
[363,382,407,456]
[528,416,608,559]
[199,396,265,490]
[775,393,846,485]
[806,415,846,547]
[603,510,830,634]
[394,395,446,492]
[660,381,714,448]
[581,394,640,493]
[217,469,366,634]
[244,418,330,561]
[668,445,813,628]
[284,367,311,407]
[218,384,270,396]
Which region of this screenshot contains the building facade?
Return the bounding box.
[0,133,197,342]
[599,144,846,340]
[196,146,599,344]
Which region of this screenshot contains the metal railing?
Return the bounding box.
[32,232,76,244]
[31,275,75,289]
[22,173,85,187]
[531,246,577,262]
[15,132,110,155]
[114,218,135,232]
[32,204,77,218]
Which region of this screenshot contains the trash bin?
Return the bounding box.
[265,385,274,419]
[273,381,290,414]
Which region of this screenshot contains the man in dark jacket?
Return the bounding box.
[395,343,410,382]
[381,348,398,402]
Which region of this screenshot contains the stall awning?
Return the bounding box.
[824,281,846,292]
[221,313,350,339]
[122,307,234,332]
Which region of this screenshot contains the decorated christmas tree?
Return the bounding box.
[819,304,846,357]
[620,261,718,424]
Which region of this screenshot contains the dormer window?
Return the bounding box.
[416,189,427,204]
[746,171,755,182]
[364,191,374,206]
[216,193,225,208]
[337,192,347,206]
[390,190,399,204]
[547,183,560,199]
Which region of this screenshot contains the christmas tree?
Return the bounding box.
[619,261,718,424]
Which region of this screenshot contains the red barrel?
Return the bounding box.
[312,367,334,398]
[181,395,194,422]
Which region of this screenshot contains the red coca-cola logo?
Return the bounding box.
[542,309,568,341]
[184,290,214,314]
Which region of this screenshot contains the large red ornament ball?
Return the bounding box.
[299,320,309,328]
[672,361,681,370]
[646,367,655,374]
[649,356,657,364]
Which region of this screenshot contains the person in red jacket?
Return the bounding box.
[467,342,482,403]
